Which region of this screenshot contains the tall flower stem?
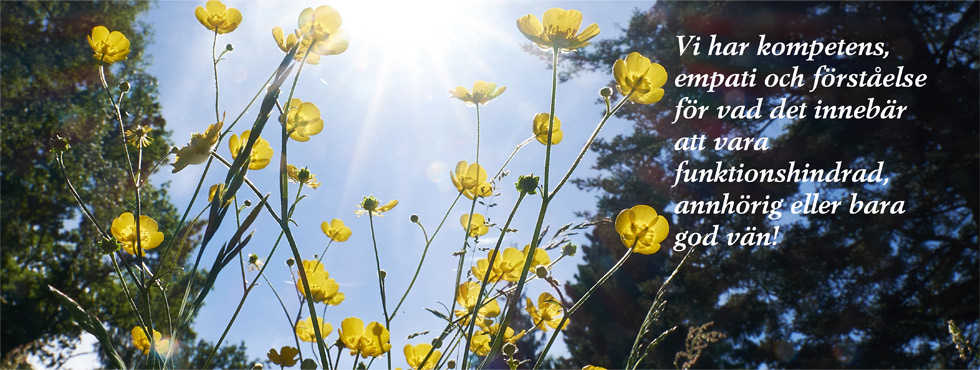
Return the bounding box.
[391,192,464,320]
[367,212,392,369]
[277,45,331,363]
[475,103,481,165]
[481,48,560,368]
[532,248,635,369]
[626,246,699,369]
[461,191,527,370]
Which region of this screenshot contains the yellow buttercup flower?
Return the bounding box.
[613,52,668,104]
[131,326,170,355]
[516,8,599,52]
[284,98,324,142]
[525,292,567,332]
[449,81,506,106]
[532,113,563,145]
[582,366,607,370]
[296,260,345,305]
[471,247,526,283]
[522,244,551,268]
[267,346,299,367]
[451,161,493,199]
[228,130,273,170]
[286,164,321,189]
[207,183,234,206]
[469,322,525,356]
[321,219,352,242]
[296,316,333,343]
[614,204,669,254]
[87,26,130,64]
[460,213,489,237]
[298,6,350,56]
[195,0,242,34]
[339,317,392,358]
[404,343,440,370]
[272,27,321,64]
[454,281,501,323]
[172,121,222,173]
[111,212,164,256]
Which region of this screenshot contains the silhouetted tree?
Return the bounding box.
[1,1,255,367]
[561,2,978,368]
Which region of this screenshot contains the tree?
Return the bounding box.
[561,1,978,368]
[1,1,254,367]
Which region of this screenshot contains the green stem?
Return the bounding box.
[391,192,463,320]
[462,192,527,369]
[542,48,559,194]
[481,48,560,368]
[204,182,305,368]
[549,94,631,199]
[212,30,220,123]
[626,246,699,369]
[448,196,480,332]
[475,103,481,165]
[277,45,331,364]
[493,137,535,181]
[367,213,392,369]
[533,248,635,369]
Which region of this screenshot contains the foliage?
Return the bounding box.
[0,1,253,367]
[562,1,978,368]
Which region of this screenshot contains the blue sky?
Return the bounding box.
[131,1,656,367]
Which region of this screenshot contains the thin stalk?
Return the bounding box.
[367,213,392,369]
[212,30,220,123]
[204,187,304,368]
[533,248,635,369]
[481,49,561,367]
[492,137,535,181]
[391,192,464,320]
[462,192,527,369]
[475,103,481,165]
[447,196,480,333]
[263,272,303,358]
[626,246,699,369]
[277,45,331,363]
[315,239,335,266]
[549,94,631,198]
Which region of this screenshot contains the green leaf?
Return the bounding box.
[48,286,127,370]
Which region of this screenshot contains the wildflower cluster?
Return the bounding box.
[67,3,689,370]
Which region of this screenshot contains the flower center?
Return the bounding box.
[208,14,225,26]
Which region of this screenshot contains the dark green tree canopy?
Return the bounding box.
[562,2,978,368]
[1,1,253,368]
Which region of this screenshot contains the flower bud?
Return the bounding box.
[119,81,131,92]
[243,199,252,207]
[502,342,518,356]
[446,360,456,369]
[535,265,549,279]
[515,174,539,195]
[599,87,613,98]
[562,243,577,257]
[286,257,295,267]
[410,214,420,223]
[52,135,71,153]
[99,238,121,254]
[379,269,387,280]
[432,338,443,348]
[225,43,234,52]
